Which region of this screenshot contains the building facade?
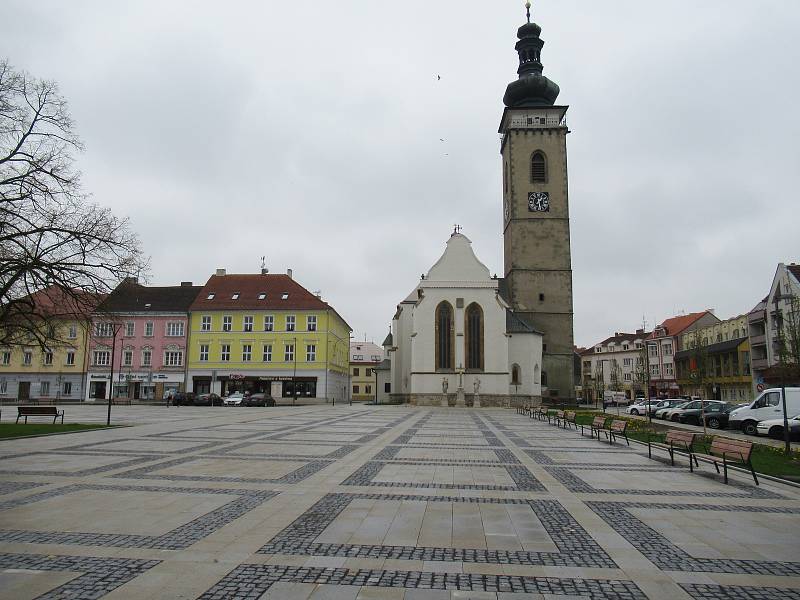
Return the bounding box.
[0,287,96,402]
[185,270,351,401]
[85,279,200,401]
[350,341,383,402]
[580,330,651,404]
[388,232,543,407]
[500,14,574,400]
[748,262,800,393]
[646,311,720,397]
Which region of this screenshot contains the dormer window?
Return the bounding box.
[258,293,266,300]
[207,293,215,300]
[281,293,289,300]
[231,292,240,300]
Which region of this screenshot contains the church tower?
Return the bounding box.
[500,3,574,399]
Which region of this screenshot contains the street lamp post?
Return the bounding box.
[106,322,122,426]
[292,336,297,406]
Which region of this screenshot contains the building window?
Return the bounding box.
[242,344,252,361]
[595,347,602,353]
[23,350,33,365]
[262,345,272,362]
[125,322,135,337]
[66,351,75,366]
[648,344,658,358]
[123,350,133,367]
[353,367,360,376]
[44,351,53,365]
[231,292,240,300]
[541,370,547,386]
[624,373,632,381]
[166,322,184,337]
[649,364,660,376]
[201,316,212,331]
[530,151,547,183]
[40,381,50,396]
[435,301,455,371]
[353,385,360,394]
[207,293,215,300]
[258,293,266,300]
[164,351,183,367]
[63,381,72,395]
[0,380,6,394]
[243,316,254,332]
[365,385,372,394]
[142,349,152,367]
[145,321,154,337]
[623,358,632,366]
[222,316,232,332]
[286,315,296,332]
[306,344,316,362]
[1,351,10,365]
[664,363,674,376]
[93,351,110,366]
[264,315,274,331]
[465,303,484,371]
[503,161,508,193]
[95,323,113,337]
[199,345,209,361]
[365,368,372,377]
[284,344,294,362]
[622,343,629,350]
[220,344,230,362]
[68,324,78,339]
[511,364,521,385]
[384,382,391,393]
[307,315,317,331]
[663,343,673,356]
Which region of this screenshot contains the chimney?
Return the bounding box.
[216,268,226,277]
[287,268,293,280]
[180,281,192,287]
[261,267,268,275]
[636,328,644,335]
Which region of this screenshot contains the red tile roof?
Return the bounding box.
[190,274,351,330]
[24,286,105,318]
[650,311,709,338]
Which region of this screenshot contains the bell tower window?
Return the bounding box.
[531,151,547,183]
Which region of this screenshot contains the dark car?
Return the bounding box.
[242,393,275,407]
[678,402,735,426]
[194,393,223,407]
[703,402,749,429]
[171,392,196,406]
[649,399,686,418]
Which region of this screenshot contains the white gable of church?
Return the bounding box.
[425,233,491,282]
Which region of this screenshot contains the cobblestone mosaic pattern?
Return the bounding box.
[0,483,277,549]
[258,492,617,568]
[0,480,45,495]
[0,451,165,478]
[0,552,160,599]
[680,583,800,600]
[198,563,648,599]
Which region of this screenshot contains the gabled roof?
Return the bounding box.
[382,332,393,347]
[651,312,710,338]
[9,286,104,319]
[98,280,202,313]
[674,336,748,360]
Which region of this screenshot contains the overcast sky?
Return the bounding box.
[4,1,799,347]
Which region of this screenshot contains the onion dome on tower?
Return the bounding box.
[502,1,560,108]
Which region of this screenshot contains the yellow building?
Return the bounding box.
[186,270,351,401]
[349,341,383,402]
[0,286,95,402]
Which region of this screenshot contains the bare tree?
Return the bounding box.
[0,60,147,347]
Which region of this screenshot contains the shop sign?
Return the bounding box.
[229,373,246,380]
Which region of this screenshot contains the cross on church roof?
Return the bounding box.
[453,224,462,235]
[525,1,531,24]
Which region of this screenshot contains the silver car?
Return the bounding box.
[756,414,800,440]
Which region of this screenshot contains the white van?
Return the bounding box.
[728,388,800,435]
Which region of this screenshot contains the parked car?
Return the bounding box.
[603,391,630,407]
[171,392,196,406]
[242,393,275,407]
[664,400,726,422]
[645,399,682,418]
[223,392,245,406]
[678,402,736,426]
[195,393,223,407]
[728,388,800,436]
[756,414,800,440]
[626,400,660,416]
[653,400,690,419]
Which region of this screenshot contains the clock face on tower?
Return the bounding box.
[528,191,550,212]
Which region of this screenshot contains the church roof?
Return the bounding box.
[373,358,391,372]
[506,310,542,334]
[382,332,393,347]
[424,233,491,282]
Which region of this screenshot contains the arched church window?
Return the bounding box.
[511,364,521,385]
[465,303,484,371]
[530,151,547,183]
[435,301,454,371]
[534,364,540,384]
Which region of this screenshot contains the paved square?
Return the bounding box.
[1,405,799,599]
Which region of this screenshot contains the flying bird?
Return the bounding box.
[436,74,441,80]
[439,138,444,142]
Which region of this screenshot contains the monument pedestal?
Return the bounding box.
[441,394,449,407]
[473,394,481,408]
[456,388,465,407]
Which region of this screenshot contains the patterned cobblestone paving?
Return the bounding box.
[0,406,798,599]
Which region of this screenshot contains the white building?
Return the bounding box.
[387,231,543,407]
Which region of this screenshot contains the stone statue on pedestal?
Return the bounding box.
[473,378,481,408]
[441,377,449,407]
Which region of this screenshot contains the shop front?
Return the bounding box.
[191,372,318,398]
[86,372,185,401]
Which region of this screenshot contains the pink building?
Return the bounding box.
[85,279,201,401]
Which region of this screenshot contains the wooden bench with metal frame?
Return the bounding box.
[563,410,577,430]
[550,410,566,427]
[534,406,549,421]
[581,415,607,439]
[648,430,700,469]
[602,419,629,445]
[16,405,65,424]
[692,437,758,485]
